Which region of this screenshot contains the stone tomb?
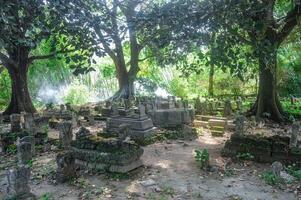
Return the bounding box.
[6,165,35,200]
[105,104,157,141]
[70,135,143,173]
[222,133,301,163]
[149,97,195,128]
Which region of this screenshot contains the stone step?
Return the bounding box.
[194,120,209,128]
[210,126,225,132]
[208,119,227,127]
[196,115,227,121]
[227,122,235,130]
[211,130,224,137]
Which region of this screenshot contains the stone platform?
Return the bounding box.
[151,108,195,128]
[70,135,143,173]
[105,116,157,141]
[222,133,301,163]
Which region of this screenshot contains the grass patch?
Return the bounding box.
[261,171,283,186]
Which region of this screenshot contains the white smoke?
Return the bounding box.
[36,83,68,104]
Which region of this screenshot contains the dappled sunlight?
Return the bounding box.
[153,160,173,169]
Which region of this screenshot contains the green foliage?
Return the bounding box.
[27,159,33,168]
[194,149,209,169]
[167,78,189,99]
[63,81,90,105]
[286,164,301,180]
[261,171,282,186]
[0,70,11,110]
[282,100,301,117]
[6,144,17,155]
[39,193,53,200]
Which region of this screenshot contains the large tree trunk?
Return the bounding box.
[248,49,283,122]
[3,56,36,115]
[110,59,135,100]
[112,71,134,100]
[208,63,214,97]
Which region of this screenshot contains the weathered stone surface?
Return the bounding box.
[271,161,283,177]
[10,114,22,133]
[223,99,232,117]
[222,134,301,163]
[76,126,91,140]
[290,122,300,148]
[151,108,195,128]
[234,115,245,135]
[6,165,35,200]
[70,135,144,173]
[109,159,143,173]
[58,121,73,149]
[20,136,35,155]
[17,141,32,166]
[56,151,76,183]
[106,116,156,141]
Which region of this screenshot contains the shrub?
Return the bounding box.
[194,149,209,169]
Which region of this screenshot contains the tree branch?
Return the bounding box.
[0,52,17,70]
[277,4,301,44]
[28,49,76,63]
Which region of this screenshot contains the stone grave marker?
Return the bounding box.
[6,165,35,200]
[290,122,300,148]
[10,114,22,133]
[58,121,73,149]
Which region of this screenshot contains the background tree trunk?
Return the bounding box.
[248,49,283,122]
[3,49,36,115]
[208,63,214,97]
[3,66,36,115]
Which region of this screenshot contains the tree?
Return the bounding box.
[0,0,92,115]
[202,0,301,121]
[60,0,165,100]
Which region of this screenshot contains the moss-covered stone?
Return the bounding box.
[222,133,301,163]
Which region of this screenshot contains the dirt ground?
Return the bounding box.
[0,123,300,200]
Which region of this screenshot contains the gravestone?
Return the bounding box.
[290,122,300,148]
[58,121,73,149]
[76,126,91,140]
[23,114,36,154]
[10,114,22,133]
[88,115,95,126]
[271,161,283,177]
[6,165,35,200]
[56,151,76,183]
[118,123,131,141]
[223,99,232,117]
[17,140,32,166]
[234,115,245,135]
[138,104,147,119]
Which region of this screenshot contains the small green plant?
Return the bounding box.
[261,171,282,185]
[286,164,301,180]
[194,149,209,169]
[40,192,53,200]
[224,168,235,177]
[42,125,49,134]
[236,152,254,161]
[6,144,17,154]
[161,185,175,196]
[27,159,33,167]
